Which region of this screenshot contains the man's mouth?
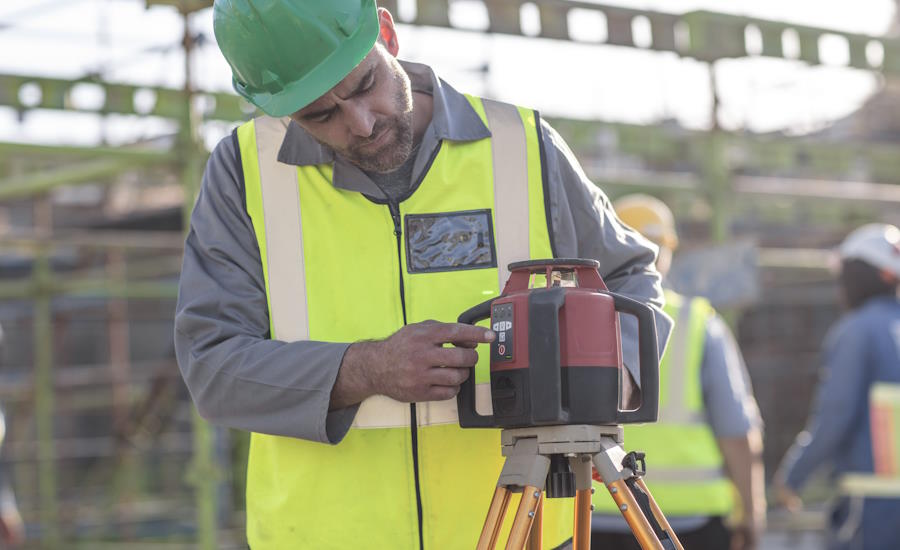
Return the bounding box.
[360,126,392,152]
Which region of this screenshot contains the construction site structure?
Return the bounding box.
[1,0,899,547]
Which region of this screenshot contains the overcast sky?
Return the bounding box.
[0,0,896,149]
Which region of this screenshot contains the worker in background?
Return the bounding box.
[174,2,671,548]
[0,408,23,548]
[0,325,24,547]
[775,223,900,550]
[592,195,766,550]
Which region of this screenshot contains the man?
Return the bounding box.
[0,409,23,548]
[0,326,24,547]
[175,2,671,548]
[775,224,900,550]
[591,195,765,550]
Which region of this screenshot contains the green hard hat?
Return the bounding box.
[213,0,380,117]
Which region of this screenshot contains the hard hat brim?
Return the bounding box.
[234,10,380,117]
[839,224,900,279]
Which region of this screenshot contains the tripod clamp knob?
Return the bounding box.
[622,451,646,478]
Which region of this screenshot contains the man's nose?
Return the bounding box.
[343,102,376,138]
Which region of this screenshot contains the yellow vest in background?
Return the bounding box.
[235,96,572,549]
[593,290,734,517]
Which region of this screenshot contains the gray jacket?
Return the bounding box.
[174,61,671,444]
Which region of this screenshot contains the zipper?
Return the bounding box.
[364,144,440,550]
[389,200,425,550]
[389,201,408,324]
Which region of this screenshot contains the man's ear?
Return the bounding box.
[377,8,399,56]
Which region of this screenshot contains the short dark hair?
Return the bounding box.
[839,259,898,310]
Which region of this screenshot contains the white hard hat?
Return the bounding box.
[839,223,900,278]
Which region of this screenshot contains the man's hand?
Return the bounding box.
[774,477,802,513]
[367,321,496,402]
[331,321,495,408]
[0,505,25,546]
[730,519,763,550]
[718,431,766,550]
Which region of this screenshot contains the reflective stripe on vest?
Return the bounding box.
[237,97,571,549]
[592,290,734,517]
[869,382,900,477]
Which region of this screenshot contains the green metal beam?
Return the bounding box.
[734,175,900,203]
[0,278,178,300]
[174,7,220,547]
[595,172,900,203]
[548,117,900,186]
[682,10,898,68]
[5,3,899,123]
[373,0,900,75]
[60,280,179,299]
[0,73,253,121]
[0,233,184,253]
[702,132,732,242]
[0,156,168,201]
[33,252,60,548]
[0,141,175,163]
[145,0,900,77]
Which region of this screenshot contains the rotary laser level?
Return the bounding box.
[456,259,682,550]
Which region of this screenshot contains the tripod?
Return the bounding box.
[476,424,683,550]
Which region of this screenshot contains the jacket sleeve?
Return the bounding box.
[539,119,672,385]
[700,313,763,438]
[174,134,358,444]
[781,316,870,490]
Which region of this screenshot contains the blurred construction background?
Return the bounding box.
[1,0,899,548]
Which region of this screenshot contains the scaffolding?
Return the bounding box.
[0,0,898,547]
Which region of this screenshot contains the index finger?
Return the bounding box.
[429,322,495,345]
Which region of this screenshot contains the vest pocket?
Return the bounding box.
[405,209,497,273]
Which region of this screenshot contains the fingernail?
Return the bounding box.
[485,330,495,341]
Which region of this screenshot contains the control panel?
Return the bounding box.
[490,302,514,362]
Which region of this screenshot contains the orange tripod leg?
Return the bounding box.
[572,488,592,550]
[635,479,684,550]
[506,485,542,550]
[606,479,664,550]
[525,495,543,550]
[477,486,513,550]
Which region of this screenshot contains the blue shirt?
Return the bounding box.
[783,295,900,490]
[702,313,763,438]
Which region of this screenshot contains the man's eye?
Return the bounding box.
[309,110,335,123]
[358,77,376,95]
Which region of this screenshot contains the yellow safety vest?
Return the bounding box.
[235,96,572,549]
[592,290,733,517]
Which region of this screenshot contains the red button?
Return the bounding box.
[498,344,506,355]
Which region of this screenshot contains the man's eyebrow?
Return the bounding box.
[348,66,376,96]
[300,66,376,121]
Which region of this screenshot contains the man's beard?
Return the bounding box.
[342,82,415,174]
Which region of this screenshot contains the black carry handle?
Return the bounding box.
[612,293,660,423]
[456,298,496,428]
[528,288,568,424]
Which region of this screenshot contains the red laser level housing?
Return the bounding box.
[457,259,659,428]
